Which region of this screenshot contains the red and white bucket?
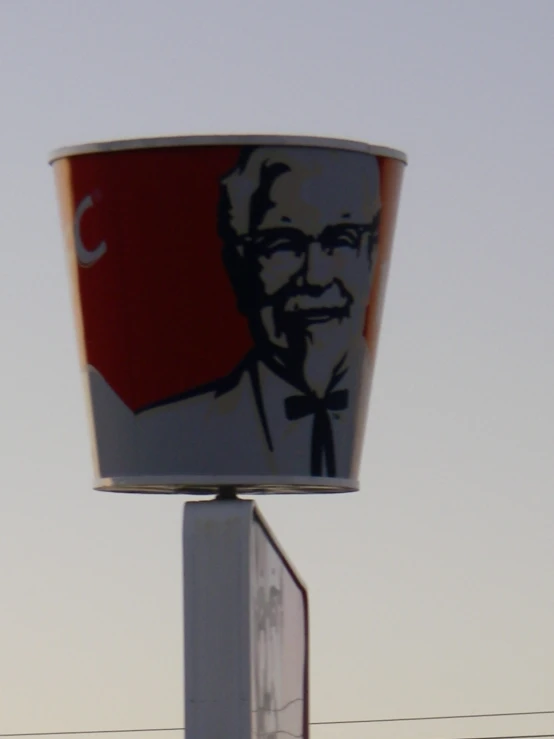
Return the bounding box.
[50,135,406,494]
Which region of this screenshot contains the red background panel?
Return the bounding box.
[63,146,252,411]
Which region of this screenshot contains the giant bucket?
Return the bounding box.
[50,135,406,494]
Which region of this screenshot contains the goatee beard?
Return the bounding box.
[255,306,354,396]
[301,324,349,397]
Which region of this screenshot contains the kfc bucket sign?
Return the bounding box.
[50,136,406,494]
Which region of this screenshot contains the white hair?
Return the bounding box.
[219,146,380,240]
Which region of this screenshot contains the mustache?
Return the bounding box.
[284,294,349,313]
[282,283,352,315]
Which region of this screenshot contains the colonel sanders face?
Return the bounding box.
[221,147,380,396]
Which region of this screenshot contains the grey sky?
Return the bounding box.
[0,0,553,737]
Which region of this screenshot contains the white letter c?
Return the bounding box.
[74,195,107,266]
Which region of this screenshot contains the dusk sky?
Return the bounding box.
[0,2,553,738]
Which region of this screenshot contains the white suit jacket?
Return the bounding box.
[87,347,370,482]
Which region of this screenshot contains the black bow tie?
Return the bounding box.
[284,389,349,477]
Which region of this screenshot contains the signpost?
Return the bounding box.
[50,135,406,738]
[184,499,308,739]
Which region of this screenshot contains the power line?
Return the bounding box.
[0,732,181,738]
[2,733,554,739]
[312,710,554,726]
[3,710,554,738]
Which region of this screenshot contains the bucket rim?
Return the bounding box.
[49,134,407,164]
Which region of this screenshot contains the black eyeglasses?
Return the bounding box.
[245,223,376,260]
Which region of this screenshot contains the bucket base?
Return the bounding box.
[94,474,358,495]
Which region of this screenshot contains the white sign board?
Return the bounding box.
[251,511,309,738]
